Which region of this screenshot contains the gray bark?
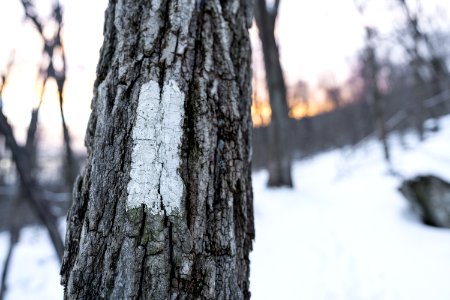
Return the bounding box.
[61,1,254,299]
[254,0,293,187]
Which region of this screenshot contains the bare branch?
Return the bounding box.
[0,110,64,260]
[0,223,19,300]
[20,0,43,34]
[20,0,78,185]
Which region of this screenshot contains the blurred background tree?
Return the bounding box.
[0,1,79,297]
[254,0,293,188]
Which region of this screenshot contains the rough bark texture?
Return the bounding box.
[61,1,254,299]
[254,0,293,187]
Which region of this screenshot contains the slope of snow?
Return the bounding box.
[1,116,450,299]
[0,227,63,299]
[251,115,450,300]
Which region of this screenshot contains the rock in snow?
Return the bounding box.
[400,175,450,228]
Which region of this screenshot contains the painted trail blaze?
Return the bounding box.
[127,80,185,215]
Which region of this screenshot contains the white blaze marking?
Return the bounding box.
[127,80,185,214]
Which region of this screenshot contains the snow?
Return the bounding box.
[251,116,450,300]
[0,227,63,300]
[2,116,450,299]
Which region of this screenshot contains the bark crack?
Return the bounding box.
[136,204,148,300]
[168,222,176,290]
[183,0,206,230]
[136,247,148,300]
[157,0,172,88]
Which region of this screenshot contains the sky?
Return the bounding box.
[0,0,449,149]
[265,0,450,85]
[0,0,107,150]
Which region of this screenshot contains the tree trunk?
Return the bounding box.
[59,102,78,188]
[61,1,254,299]
[397,0,450,132]
[365,27,391,163]
[254,0,293,187]
[0,202,21,300]
[0,110,65,260]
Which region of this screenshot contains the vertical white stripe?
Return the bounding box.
[127,80,185,215]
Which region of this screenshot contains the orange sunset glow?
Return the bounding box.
[252,95,335,127]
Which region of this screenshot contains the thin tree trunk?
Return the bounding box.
[61,1,254,299]
[0,104,44,298]
[58,94,77,187]
[0,111,64,260]
[0,203,21,300]
[365,28,391,163]
[397,0,450,131]
[254,0,293,187]
[56,50,78,188]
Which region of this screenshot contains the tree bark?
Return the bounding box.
[254,0,293,187]
[61,1,254,299]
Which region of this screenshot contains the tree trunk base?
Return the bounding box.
[267,160,293,188]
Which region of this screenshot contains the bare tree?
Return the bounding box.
[61,1,254,299]
[319,75,343,109]
[395,0,450,137]
[354,1,391,163]
[397,0,449,87]
[363,27,391,163]
[21,0,78,186]
[0,59,65,299]
[0,2,78,296]
[254,0,293,187]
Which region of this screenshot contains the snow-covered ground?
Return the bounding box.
[251,116,450,300]
[0,228,62,299]
[2,116,450,299]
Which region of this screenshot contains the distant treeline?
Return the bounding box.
[253,79,450,169]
